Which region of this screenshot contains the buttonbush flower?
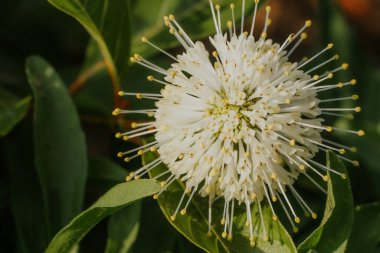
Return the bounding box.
[113,0,363,245]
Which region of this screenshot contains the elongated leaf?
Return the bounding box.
[132,198,178,253]
[45,179,161,253]
[0,86,30,137]
[298,152,353,253]
[143,152,297,253]
[48,0,132,86]
[88,157,140,253]
[105,202,141,253]
[346,202,380,253]
[89,157,127,182]
[4,125,48,253]
[132,0,261,58]
[26,56,88,238]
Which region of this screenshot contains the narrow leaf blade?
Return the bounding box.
[0,86,30,137]
[45,179,160,253]
[47,0,132,85]
[298,152,354,253]
[26,56,88,238]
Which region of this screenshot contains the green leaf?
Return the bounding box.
[143,152,297,253]
[88,157,140,253]
[105,202,141,253]
[26,56,88,238]
[87,156,128,198]
[132,199,178,253]
[131,0,261,58]
[0,86,30,137]
[4,125,49,253]
[298,152,354,253]
[47,0,132,86]
[89,157,127,184]
[45,179,161,253]
[346,202,380,253]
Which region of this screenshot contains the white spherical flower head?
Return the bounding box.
[114,0,364,244]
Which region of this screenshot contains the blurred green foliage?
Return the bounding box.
[1,0,380,252]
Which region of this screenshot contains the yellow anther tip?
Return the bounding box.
[339,149,346,155]
[342,63,349,70]
[112,108,121,116]
[355,107,362,113]
[299,164,305,171]
[327,43,334,49]
[118,91,124,96]
[334,54,339,60]
[341,174,347,179]
[169,14,175,21]
[290,139,296,146]
[115,132,122,138]
[295,217,300,224]
[147,75,154,81]
[266,6,271,12]
[130,56,136,63]
[305,20,312,27]
[313,75,319,80]
[153,194,159,199]
[117,152,123,158]
[323,175,329,182]
[227,20,232,28]
[123,136,129,141]
[351,147,358,153]
[301,33,308,39]
[124,157,131,162]
[353,160,360,167]
[230,3,234,9]
[351,79,357,85]
[326,126,333,132]
[312,213,317,219]
[125,176,131,182]
[352,95,359,100]
[261,33,267,39]
[328,73,334,79]
[137,150,144,155]
[141,37,148,42]
[293,227,299,233]
[222,231,227,238]
[215,4,220,10]
[357,130,365,136]
[180,209,187,215]
[170,215,176,221]
[272,215,278,221]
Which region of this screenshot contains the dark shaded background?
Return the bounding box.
[1,0,380,252]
